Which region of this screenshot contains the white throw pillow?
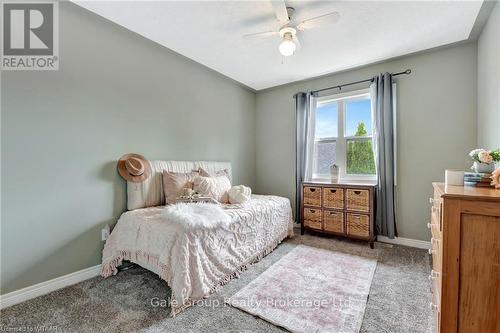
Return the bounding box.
[193,175,231,203]
[227,185,252,204]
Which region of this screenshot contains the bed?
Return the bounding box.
[101,161,294,315]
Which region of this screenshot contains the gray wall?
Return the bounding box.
[255,43,477,241]
[478,2,500,149]
[1,2,256,294]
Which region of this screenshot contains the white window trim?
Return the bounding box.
[310,88,377,182]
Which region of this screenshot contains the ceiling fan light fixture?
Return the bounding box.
[279,39,296,56]
[279,31,296,57]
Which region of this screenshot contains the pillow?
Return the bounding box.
[227,185,252,204]
[162,171,199,204]
[193,175,231,203]
[198,167,231,179]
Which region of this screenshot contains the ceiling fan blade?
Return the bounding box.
[243,31,279,38]
[270,0,289,24]
[296,11,340,31]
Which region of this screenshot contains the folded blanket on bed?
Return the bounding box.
[227,185,252,204]
[161,202,231,230]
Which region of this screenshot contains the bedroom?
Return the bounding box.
[1,0,499,332]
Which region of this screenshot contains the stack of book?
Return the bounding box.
[464,172,493,187]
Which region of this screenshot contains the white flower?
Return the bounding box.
[478,151,493,164]
[469,148,486,157]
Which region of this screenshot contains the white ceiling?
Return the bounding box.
[73,1,483,90]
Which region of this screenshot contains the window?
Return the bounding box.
[309,89,376,181]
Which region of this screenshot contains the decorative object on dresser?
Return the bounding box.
[491,167,500,189]
[428,183,500,333]
[463,172,494,188]
[444,169,464,186]
[330,164,339,183]
[468,148,497,173]
[301,182,376,248]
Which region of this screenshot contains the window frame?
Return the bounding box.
[311,88,376,182]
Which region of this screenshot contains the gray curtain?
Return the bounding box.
[371,73,397,238]
[294,92,311,223]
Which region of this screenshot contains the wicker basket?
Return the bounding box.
[347,213,370,238]
[346,189,370,212]
[303,207,322,230]
[323,210,344,233]
[303,186,322,207]
[323,188,344,209]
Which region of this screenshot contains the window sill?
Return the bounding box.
[306,178,378,187]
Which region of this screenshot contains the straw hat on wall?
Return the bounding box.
[117,153,151,183]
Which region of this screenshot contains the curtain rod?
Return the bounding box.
[311,69,412,95]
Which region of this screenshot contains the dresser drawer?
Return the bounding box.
[431,280,441,332]
[346,213,370,238]
[430,223,441,240]
[323,210,344,234]
[323,188,344,209]
[303,186,322,207]
[303,207,322,230]
[430,237,441,270]
[346,189,370,212]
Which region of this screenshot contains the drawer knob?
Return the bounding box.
[428,270,440,280]
[427,222,432,229]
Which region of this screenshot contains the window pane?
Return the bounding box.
[346,139,376,175]
[314,141,336,175]
[315,102,338,139]
[345,98,372,137]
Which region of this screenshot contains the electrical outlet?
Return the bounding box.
[101,224,110,241]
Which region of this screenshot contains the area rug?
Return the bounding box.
[227,244,377,333]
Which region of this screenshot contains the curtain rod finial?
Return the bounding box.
[405,69,411,74]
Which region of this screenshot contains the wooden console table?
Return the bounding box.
[300,181,376,248]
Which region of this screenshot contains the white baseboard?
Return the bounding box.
[0,264,102,309]
[377,236,431,249]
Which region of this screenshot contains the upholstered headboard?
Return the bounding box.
[127,160,232,210]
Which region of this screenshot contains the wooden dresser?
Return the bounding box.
[429,183,500,333]
[301,182,376,248]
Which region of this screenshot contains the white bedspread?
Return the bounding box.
[101,195,294,315]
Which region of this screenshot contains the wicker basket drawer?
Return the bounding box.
[346,189,370,212]
[346,213,370,238]
[303,186,322,207]
[303,207,322,230]
[323,210,344,234]
[323,188,344,209]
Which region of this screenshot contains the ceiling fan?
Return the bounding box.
[243,1,340,57]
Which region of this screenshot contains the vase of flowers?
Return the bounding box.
[330,164,339,183]
[492,150,500,170]
[469,148,498,173]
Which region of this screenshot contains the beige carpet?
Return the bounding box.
[228,244,377,333]
[1,234,433,333]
